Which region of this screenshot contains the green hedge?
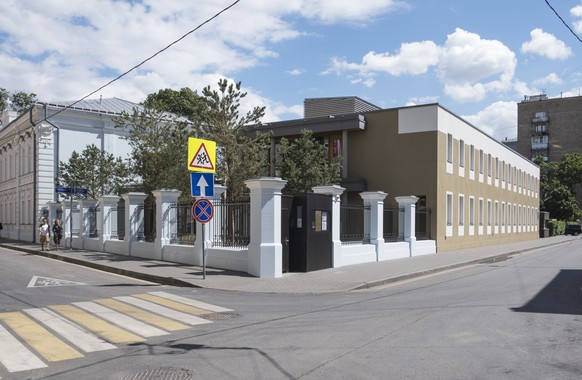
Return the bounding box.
[548,220,566,236]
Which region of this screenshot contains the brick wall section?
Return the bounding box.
[517,95,582,162]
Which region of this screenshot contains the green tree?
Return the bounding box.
[276,129,341,194]
[198,79,270,200]
[115,107,191,196]
[535,156,581,221]
[144,87,205,124]
[0,88,37,114]
[58,144,133,199]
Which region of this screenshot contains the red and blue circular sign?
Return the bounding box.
[192,198,214,223]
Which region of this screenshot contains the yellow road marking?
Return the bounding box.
[49,305,144,344]
[94,299,190,331]
[0,312,82,362]
[133,294,213,315]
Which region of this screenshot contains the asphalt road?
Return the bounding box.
[1,240,582,379]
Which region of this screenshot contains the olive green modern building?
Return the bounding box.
[255,97,540,252]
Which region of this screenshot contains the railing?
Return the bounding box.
[383,207,403,241]
[416,207,431,240]
[110,200,125,240]
[169,201,196,245]
[137,200,156,242]
[88,206,100,238]
[210,197,250,248]
[340,203,370,244]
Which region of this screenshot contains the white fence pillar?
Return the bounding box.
[313,185,345,268]
[122,192,147,256]
[61,199,80,249]
[245,177,287,278]
[395,195,419,256]
[152,189,182,261]
[99,195,120,250]
[360,191,388,261]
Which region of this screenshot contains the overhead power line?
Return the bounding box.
[37,0,241,124]
[544,0,582,44]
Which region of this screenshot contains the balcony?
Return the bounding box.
[531,142,548,149]
[532,116,548,123]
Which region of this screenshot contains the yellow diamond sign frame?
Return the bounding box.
[188,137,216,173]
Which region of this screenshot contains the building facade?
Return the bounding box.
[0,98,140,242]
[517,94,582,162]
[254,97,540,252]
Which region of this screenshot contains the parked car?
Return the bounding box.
[565,224,582,236]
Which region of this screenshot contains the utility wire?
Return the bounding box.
[36,0,241,124]
[544,0,582,44]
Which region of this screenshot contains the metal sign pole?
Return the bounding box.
[202,223,206,280]
[69,192,73,250]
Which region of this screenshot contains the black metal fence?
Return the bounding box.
[170,201,197,245]
[137,199,156,242]
[88,206,100,238]
[110,199,125,240]
[210,197,250,248]
[340,203,370,244]
[383,207,403,241]
[416,208,431,240]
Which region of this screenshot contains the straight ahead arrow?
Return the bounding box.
[196,175,209,197]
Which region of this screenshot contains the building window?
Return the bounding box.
[479,198,484,226]
[469,197,475,226]
[446,193,453,226]
[459,140,465,167]
[470,145,475,171]
[494,201,499,226]
[447,133,453,163]
[487,200,492,226]
[495,158,499,179]
[479,150,484,174]
[487,154,492,177]
[459,195,464,226]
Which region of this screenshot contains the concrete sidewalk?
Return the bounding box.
[0,236,578,293]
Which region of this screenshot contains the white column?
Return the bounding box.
[122,192,147,256]
[152,189,182,261]
[245,177,287,278]
[313,185,345,268]
[395,195,419,256]
[62,199,79,249]
[360,191,388,261]
[99,195,120,250]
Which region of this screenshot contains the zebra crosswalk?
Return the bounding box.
[0,291,233,374]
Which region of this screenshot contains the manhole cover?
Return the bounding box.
[123,367,193,380]
[200,312,240,321]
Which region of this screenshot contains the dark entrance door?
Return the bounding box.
[281,195,294,273]
[289,193,333,272]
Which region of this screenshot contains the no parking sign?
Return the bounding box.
[191,198,214,224]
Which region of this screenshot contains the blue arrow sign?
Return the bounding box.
[190,172,214,197]
[55,187,72,194]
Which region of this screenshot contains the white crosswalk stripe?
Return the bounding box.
[24,308,116,352]
[73,301,170,338]
[0,324,47,372]
[113,296,213,326]
[0,292,229,374]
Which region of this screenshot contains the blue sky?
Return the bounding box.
[1,0,582,141]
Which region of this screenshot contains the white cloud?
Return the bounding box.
[521,28,571,60]
[533,72,563,88]
[286,68,305,76]
[437,29,516,102]
[462,101,517,141]
[571,4,582,33]
[293,0,406,24]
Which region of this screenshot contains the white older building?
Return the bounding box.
[0,98,140,242]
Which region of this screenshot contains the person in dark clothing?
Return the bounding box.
[52,219,63,250]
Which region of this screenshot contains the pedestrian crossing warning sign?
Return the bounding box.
[188,137,216,173]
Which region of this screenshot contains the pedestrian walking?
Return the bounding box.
[38,218,50,251]
[52,219,63,250]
